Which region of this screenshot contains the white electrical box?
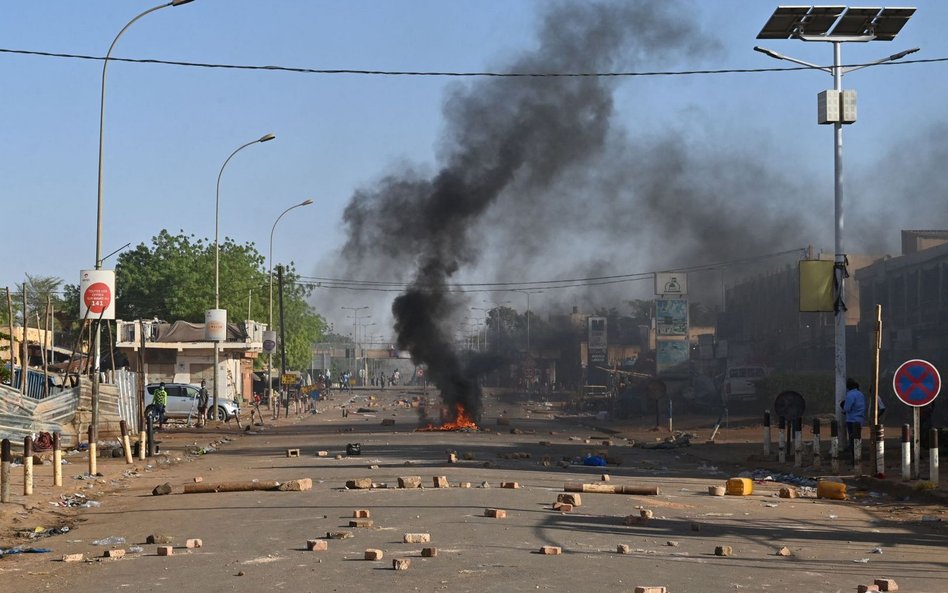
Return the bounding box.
[818,90,839,124]
[841,89,857,123]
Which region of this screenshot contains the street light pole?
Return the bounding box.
[515,290,543,356]
[93,0,194,436]
[268,199,314,410]
[212,132,275,421]
[341,306,368,386]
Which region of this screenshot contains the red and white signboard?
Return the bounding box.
[79,269,115,320]
[893,359,942,407]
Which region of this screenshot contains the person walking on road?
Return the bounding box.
[152,382,168,430]
[842,378,866,458]
[197,380,210,428]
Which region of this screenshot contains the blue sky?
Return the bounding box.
[2,1,946,332]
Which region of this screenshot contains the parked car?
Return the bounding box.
[145,382,239,422]
[721,366,768,402]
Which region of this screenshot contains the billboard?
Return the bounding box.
[205,309,227,342]
[656,338,690,377]
[655,298,688,337]
[79,269,116,320]
[655,272,687,296]
[587,316,608,366]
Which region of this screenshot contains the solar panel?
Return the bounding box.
[758,6,811,39]
[829,7,880,36]
[801,6,846,36]
[872,7,916,40]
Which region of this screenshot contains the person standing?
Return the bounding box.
[842,378,866,456]
[197,379,210,428]
[152,382,168,430]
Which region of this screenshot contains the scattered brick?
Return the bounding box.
[279,478,313,491]
[157,546,174,557]
[666,541,679,547]
[484,508,507,518]
[286,449,300,457]
[103,549,125,559]
[193,476,203,483]
[500,482,520,489]
[557,493,582,506]
[421,547,438,557]
[306,539,329,551]
[350,519,374,528]
[857,586,880,593]
[62,553,85,562]
[146,534,174,545]
[433,476,449,488]
[779,487,798,499]
[335,454,344,460]
[364,549,383,560]
[316,451,329,457]
[539,546,562,555]
[403,533,431,544]
[617,544,631,554]
[640,509,654,519]
[459,482,472,488]
[368,464,379,469]
[552,502,573,512]
[448,453,458,464]
[776,546,792,556]
[874,579,899,592]
[479,481,491,488]
[346,478,373,489]
[393,558,411,571]
[326,531,354,539]
[398,476,422,489]
[634,587,667,593]
[601,474,611,481]
[152,483,173,496]
[185,539,203,549]
[714,546,732,557]
[708,485,725,496]
[353,509,371,518]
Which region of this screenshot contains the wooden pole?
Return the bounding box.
[53,432,62,487]
[87,426,97,476]
[563,482,660,495]
[23,436,33,495]
[36,311,47,398]
[20,284,28,396]
[6,289,14,389]
[0,439,10,503]
[183,480,281,494]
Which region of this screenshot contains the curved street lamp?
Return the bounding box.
[267,198,314,406]
[212,132,276,420]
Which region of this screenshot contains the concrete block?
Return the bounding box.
[634,587,667,593]
[617,544,631,554]
[279,478,313,491]
[326,531,354,539]
[403,533,431,544]
[103,549,125,559]
[433,476,449,488]
[874,579,898,592]
[346,478,373,489]
[776,546,792,556]
[62,553,85,562]
[484,508,507,518]
[353,509,371,518]
[857,586,880,593]
[364,549,383,560]
[306,539,329,551]
[448,453,458,464]
[157,546,174,557]
[146,534,174,545]
[185,539,203,549]
[640,509,654,519]
[193,476,203,483]
[397,476,422,489]
[350,519,374,528]
[552,502,573,512]
[708,485,725,496]
[335,454,344,460]
[556,493,581,506]
[539,545,562,555]
[601,474,611,481]
[421,547,438,557]
[714,546,732,557]
[500,481,520,489]
[316,450,329,457]
[286,449,300,457]
[393,558,411,571]
[458,482,472,488]
[779,487,798,499]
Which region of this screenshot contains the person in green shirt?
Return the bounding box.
[152,382,168,429]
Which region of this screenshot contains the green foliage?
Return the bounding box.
[755,372,836,414]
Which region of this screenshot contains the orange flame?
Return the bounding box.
[418,404,479,431]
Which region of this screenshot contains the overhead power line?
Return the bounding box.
[1,47,945,78]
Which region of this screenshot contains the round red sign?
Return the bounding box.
[893,359,942,407]
[83,282,112,314]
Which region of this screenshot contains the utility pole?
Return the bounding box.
[277,265,287,417]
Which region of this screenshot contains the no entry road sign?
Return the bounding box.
[893,359,942,407]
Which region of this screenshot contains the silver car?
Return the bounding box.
[145,382,240,422]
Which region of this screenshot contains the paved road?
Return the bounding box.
[1,388,946,593]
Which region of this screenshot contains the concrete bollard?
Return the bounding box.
[23,436,33,496]
[853,437,862,474]
[120,421,133,464]
[830,420,839,473]
[53,432,62,487]
[88,427,97,476]
[778,416,786,464]
[147,415,156,457]
[812,418,821,469]
[901,425,911,481]
[139,431,146,461]
[763,410,771,457]
[930,428,939,485]
[1,439,10,503]
[873,424,885,477]
[793,418,803,468]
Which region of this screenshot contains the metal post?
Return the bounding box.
[667,399,673,433]
[146,414,155,457]
[853,436,862,474]
[830,420,839,473]
[87,426,97,476]
[832,41,848,430]
[53,432,62,487]
[793,417,803,468]
[874,424,885,478]
[812,418,821,469]
[913,408,921,480]
[278,265,288,418]
[778,416,786,464]
[901,424,911,481]
[930,428,940,485]
[763,410,772,457]
[0,439,9,503]
[23,436,33,496]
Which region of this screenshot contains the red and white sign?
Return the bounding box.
[79,269,115,320]
[893,359,941,407]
